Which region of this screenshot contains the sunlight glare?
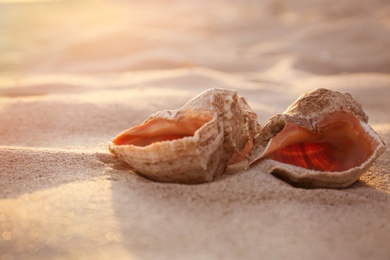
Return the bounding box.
[0,0,61,3]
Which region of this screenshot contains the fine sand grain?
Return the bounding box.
[1,0,390,259]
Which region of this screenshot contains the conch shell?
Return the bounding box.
[108,88,260,184]
[249,88,386,188]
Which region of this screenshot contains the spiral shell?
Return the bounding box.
[108,88,260,184]
[248,88,386,188]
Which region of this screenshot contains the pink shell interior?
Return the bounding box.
[112,114,212,147]
[261,111,379,172]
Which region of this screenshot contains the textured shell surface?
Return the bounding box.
[249,88,386,189]
[108,88,260,184]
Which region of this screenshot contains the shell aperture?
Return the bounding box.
[260,111,381,172]
[112,113,212,147]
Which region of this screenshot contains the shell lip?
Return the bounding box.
[109,113,218,150]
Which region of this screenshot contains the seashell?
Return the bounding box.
[249,88,386,189]
[108,88,260,184]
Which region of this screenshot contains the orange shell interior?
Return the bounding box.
[112,113,212,147]
[262,112,378,172]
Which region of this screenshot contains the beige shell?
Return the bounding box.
[108,88,260,184]
[249,88,386,188]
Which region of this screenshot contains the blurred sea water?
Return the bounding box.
[0,0,389,76]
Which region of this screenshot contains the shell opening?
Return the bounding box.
[112,113,213,147]
[262,112,379,172]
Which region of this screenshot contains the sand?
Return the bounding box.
[0,0,390,259]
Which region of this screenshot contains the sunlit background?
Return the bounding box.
[1,0,389,77]
[3,0,270,74]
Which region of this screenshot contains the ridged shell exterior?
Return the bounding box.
[284,88,368,122]
[249,88,386,189]
[109,88,260,184]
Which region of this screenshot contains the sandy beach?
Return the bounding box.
[1,0,390,259]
